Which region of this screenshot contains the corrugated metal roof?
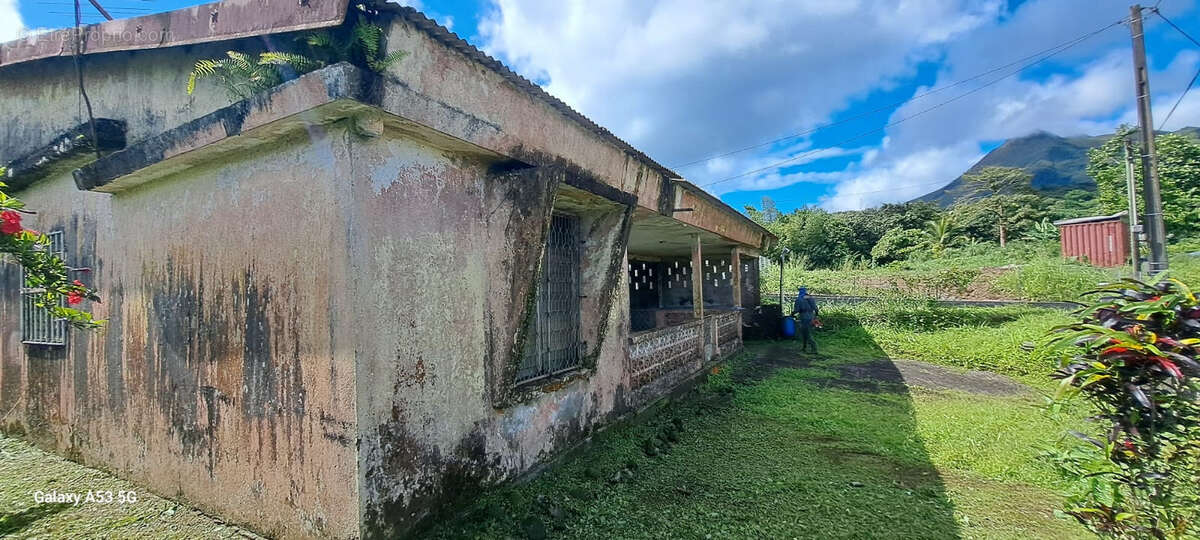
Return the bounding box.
[1053,211,1127,227]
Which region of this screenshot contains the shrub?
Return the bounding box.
[1041,277,1200,538]
[871,228,924,265]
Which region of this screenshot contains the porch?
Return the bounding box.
[626,208,761,333]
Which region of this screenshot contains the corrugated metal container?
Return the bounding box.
[1053,213,1129,268]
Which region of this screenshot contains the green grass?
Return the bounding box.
[0,435,260,539]
[817,301,1071,386]
[423,304,1090,539]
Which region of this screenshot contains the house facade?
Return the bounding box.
[0,1,773,538]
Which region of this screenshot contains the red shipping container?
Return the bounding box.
[1053,213,1130,268]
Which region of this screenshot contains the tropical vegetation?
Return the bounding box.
[0,173,101,329]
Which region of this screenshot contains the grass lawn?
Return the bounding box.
[424,303,1091,539]
[0,434,262,539]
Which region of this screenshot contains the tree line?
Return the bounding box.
[746,128,1200,269]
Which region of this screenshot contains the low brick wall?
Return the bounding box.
[626,311,742,407]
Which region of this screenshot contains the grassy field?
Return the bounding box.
[763,239,1200,302]
[423,303,1090,539]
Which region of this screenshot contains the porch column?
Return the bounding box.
[691,234,704,320]
[730,246,742,308]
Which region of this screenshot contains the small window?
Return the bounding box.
[21,231,67,346]
[516,214,582,385]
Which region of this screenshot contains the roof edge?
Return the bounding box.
[0,0,349,68]
[674,179,777,241]
[1053,211,1128,227]
[74,62,370,193]
[370,1,682,181]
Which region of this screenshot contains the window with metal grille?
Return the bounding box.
[21,231,67,346]
[516,214,582,384]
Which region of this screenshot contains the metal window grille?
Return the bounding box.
[21,231,67,346]
[516,214,582,384]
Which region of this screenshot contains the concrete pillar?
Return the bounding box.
[730,246,742,308]
[691,234,703,320]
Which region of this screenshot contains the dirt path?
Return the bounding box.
[740,341,1033,397]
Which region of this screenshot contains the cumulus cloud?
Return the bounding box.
[0,0,25,42]
[478,0,1200,211]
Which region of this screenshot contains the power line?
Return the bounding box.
[1159,66,1200,130]
[1151,8,1200,48]
[697,17,1126,190]
[672,19,1129,171]
[736,179,954,206]
[1151,9,1200,130]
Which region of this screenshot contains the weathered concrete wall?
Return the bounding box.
[338,124,641,537]
[0,134,361,538]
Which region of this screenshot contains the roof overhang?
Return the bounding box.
[3,119,125,190]
[0,0,349,69]
[74,62,503,194]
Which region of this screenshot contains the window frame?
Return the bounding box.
[515,213,583,386]
[20,230,67,347]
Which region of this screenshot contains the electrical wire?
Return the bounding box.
[696,17,1127,190]
[1151,8,1200,130]
[1151,8,1200,48]
[1158,66,1199,130]
[672,19,1129,171]
[731,179,954,206]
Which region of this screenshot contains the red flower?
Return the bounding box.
[0,211,21,235]
[66,292,83,306]
[1102,346,1130,355]
[72,280,84,288]
[1123,440,1135,451]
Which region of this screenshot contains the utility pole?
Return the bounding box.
[1129,5,1170,273]
[778,248,787,308]
[1123,138,1142,278]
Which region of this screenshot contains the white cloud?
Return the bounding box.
[0,0,25,42]
[478,0,1200,211]
[819,143,984,211]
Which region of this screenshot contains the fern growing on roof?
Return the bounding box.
[187,16,408,100]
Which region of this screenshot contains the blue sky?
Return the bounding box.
[5,0,1200,214]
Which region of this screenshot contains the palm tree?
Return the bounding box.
[923,216,961,257]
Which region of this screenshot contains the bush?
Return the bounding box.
[1041,277,1200,538]
[871,228,924,265]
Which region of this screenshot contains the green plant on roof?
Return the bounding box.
[187,16,407,100]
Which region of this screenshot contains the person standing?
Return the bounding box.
[792,287,819,354]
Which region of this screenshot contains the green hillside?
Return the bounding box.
[915,127,1199,206]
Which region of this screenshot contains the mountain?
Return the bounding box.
[913,127,1200,206]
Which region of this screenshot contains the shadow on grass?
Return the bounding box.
[420,312,972,539]
[0,503,72,536]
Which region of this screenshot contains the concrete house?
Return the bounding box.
[0,1,774,537]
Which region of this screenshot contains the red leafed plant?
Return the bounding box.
[1042,277,1200,539]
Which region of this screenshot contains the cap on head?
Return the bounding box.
[798,286,807,296]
